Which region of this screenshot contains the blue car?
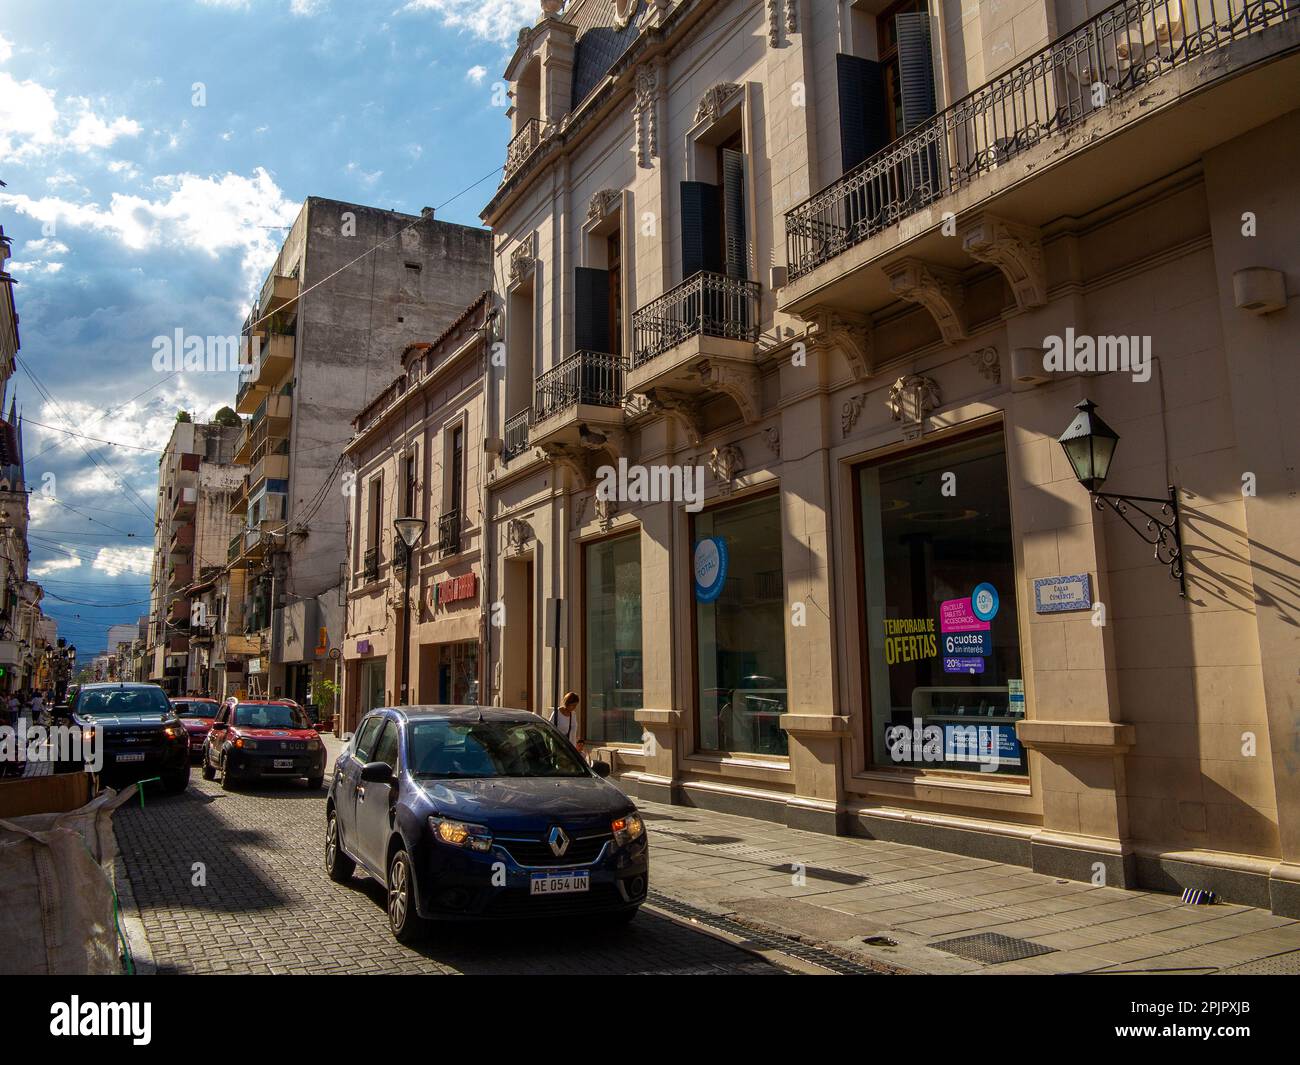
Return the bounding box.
[325,705,649,943]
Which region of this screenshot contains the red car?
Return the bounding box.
[170,698,221,762]
[201,699,326,790]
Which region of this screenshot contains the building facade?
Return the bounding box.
[225,198,492,706]
[341,293,492,730]
[479,0,1300,914]
[146,418,242,695]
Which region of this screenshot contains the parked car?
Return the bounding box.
[170,698,221,761]
[69,682,190,794]
[325,705,649,943]
[202,699,326,790]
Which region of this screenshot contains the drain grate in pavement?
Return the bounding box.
[1217,951,1300,975]
[647,891,885,975]
[930,932,1056,964]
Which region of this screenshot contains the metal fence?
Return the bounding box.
[362,546,379,583]
[631,271,760,368]
[438,510,461,556]
[504,118,544,180]
[786,0,1296,280]
[533,350,625,421]
[503,408,531,462]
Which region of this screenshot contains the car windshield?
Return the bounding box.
[409,720,588,779]
[77,688,170,717]
[233,704,308,728]
[174,702,217,719]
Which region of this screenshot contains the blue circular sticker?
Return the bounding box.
[971,582,999,622]
[694,537,728,603]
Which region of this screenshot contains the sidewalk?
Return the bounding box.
[636,800,1300,975]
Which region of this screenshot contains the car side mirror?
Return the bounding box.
[591,761,611,778]
[210,721,227,731]
[360,761,394,784]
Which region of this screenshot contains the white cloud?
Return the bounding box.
[0,33,13,64]
[23,238,70,256]
[93,546,153,577]
[291,0,328,14]
[0,167,299,288]
[466,64,487,84]
[9,259,63,275]
[403,0,536,43]
[31,552,84,578]
[344,161,382,188]
[197,0,251,9]
[0,72,141,162]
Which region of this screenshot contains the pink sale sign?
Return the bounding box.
[940,597,991,633]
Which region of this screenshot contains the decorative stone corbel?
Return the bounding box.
[708,444,744,496]
[594,495,618,530]
[540,442,597,488]
[509,232,537,283]
[803,306,874,380]
[643,388,704,448]
[504,517,534,554]
[694,358,761,424]
[959,214,1046,310]
[634,64,660,167]
[587,189,620,226]
[694,83,742,126]
[841,393,867,437]
[883,258,967,344]
[763,425,781,457]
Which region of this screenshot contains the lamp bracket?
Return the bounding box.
[1091,484,1185,596]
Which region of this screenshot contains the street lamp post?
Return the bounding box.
[393,516,427,706]
[1058,399,1185,596]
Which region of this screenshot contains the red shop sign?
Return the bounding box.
[433,572,477,608]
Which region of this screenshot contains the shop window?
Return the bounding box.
[584,533,642,745]
[693,493,788,757]
[857,431,1026,776]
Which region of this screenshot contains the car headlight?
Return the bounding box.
[307,738,322,751]
[163,724,186,741]
[429,817,493,852]
[236,737,257,750]
[611,812,645,845]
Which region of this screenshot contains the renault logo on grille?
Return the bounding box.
[547,826,570,857]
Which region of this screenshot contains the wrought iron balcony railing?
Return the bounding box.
[438,510,461,556]
[504,118,545,180]
[533,350,625,422]
[503,407,531,463]
[363,545,380,583]
[632,271,760,368]
[785,0,1295,281]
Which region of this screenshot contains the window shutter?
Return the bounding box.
[680,181,722,279]
[836,54,888,171]
[574,267,611,353]
[721,149,747,280]
[895,12,937,134]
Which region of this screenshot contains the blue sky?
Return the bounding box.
[0,0,533,653]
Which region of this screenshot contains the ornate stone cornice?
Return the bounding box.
[803,306,874,380]
[694,83,742,126]
[960,214,1046,310]
[693,358,761,424]
[883,258,966,344]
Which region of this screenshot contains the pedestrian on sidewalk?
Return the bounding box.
[550,691,584,756]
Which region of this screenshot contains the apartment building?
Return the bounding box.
[225,198,492,705]
[146,418,242,695]
[480,0,1300,914]
[0,225,17,401]
[340,292,492,728]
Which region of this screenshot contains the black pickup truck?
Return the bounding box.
[63,682,191,793]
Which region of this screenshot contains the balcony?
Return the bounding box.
[504,118,545,180]
[170,485,197,520]
[438,510,461,557]
[259,273,299,316]
[168,521,195,557]
[168,561,193,589]
[363,546,380,584]
[168,598,190,625]
[781,0,1300,317]
[628,272,761,407]
[503,408,531,464]
[228,532,243,566]
[228,475,249,517]
[235,375,268,415]
[529,350,625,450]
[250,449,290,491]
[251,392,292,430]
[251,332,294,389]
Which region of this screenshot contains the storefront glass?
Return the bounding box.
[584,533,642,744]
[858,431,1026,776]
[694,493,788,756]
[436,641,479,704]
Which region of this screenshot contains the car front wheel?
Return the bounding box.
[220,755,237,791]
[325,811,355,883]
[387,849,428,944]
[201,749,216,780]
[162,767,190,794]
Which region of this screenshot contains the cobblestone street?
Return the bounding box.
[112,774,781,976]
